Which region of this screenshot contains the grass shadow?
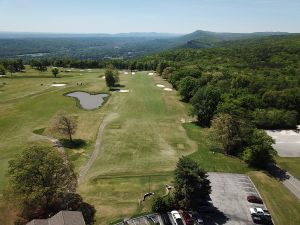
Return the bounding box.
[33,128,45,135]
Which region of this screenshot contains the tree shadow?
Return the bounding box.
[198,202,229,225]
[60,139,87,149]
[266,164,290,181]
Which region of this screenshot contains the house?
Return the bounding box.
[26,211,86,225]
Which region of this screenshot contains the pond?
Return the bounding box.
[66,91,109,110]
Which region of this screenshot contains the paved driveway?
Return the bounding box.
[206,173,266,225]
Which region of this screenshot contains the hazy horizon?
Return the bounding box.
[0,0,300,34]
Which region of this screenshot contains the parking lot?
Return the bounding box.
[207,172,267,225]
[114,173,269,225]
[266,130,300,157]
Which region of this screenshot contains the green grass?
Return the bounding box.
[78,73,196,224]
[249,171,300,225]
[0,67,108,189]
[276,157,300,180]
[183,123,251,173]
[0,68,298,225]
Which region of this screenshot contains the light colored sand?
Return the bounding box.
[164,88,173,91]
[148,72,154,75]
[51,84,67,87]
[156,84,165,88]
[132,72,136,75]
[117,90,130,93]
[124,72,129,75]
[0,75,6,77]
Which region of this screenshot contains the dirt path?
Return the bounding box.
[31,134,65,153]
[78,113,119,183]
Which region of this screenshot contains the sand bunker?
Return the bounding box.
[117,90,129,93]
[132,72,136,75]
[0,75,6,77]
[148,72,154,76]
[124,72,129,75]
[51,84,67,87]
[164,88,173,91]
[156,84,165,88]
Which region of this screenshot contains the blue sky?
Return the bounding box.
[0,0,300,33]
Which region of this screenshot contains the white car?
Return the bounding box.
[250,207,265,216]
[250,207,272,223]
[171,210,185,225]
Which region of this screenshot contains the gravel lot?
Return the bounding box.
[207,172,267,225]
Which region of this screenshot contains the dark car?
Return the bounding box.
[161,213,172,225]
[191,212,204,225]
[247,195,263,204]
[181,211,193,225]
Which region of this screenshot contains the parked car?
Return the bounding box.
[247,195,263,204]
[191,212,204,225]
[146,214,159,224]
[250,208,272,224]
[181,211,193,225]
[161,213,172,225]
[171,210,185,225]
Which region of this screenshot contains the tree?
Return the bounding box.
[210,114,242,155]
[252,108,298,129]
[178,76,199,102]
[0,64,6,75]
[105,68,119,88]
[52,111,77,142]
[191,86,221,126]
[156,61,169,76]
[7,145,77,222]
[151,195,176,213]
[174,157,211,210]
[51,68,59,78]
[7,65,16,77]
[162,67,174,80]
[242,129,277,168]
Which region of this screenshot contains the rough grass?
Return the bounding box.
[0,67,107,189]
[249,171,300,225]
[276,157,300,180]
[183,123,251,173]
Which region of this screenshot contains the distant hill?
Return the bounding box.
[0,31,180,39]
[0,30,293,59]
[180,30,289,48]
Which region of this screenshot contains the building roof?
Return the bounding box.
[26,211,86,225]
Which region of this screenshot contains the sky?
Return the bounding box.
[0,0,300,34]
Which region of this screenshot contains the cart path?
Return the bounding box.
[78,113,119,183]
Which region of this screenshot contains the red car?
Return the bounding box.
[247,195,263,204]
[181,211,193,225]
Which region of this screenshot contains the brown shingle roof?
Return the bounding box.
[26,211,86,225]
